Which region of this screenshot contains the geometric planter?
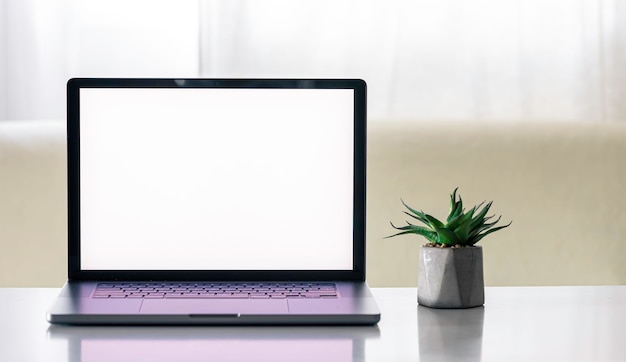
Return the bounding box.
[418,245,484,308]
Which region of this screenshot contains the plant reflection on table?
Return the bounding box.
[417,305,485,362]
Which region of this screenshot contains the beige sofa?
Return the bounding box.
[1,120,625,287]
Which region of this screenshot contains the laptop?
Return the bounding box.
[47,78,380,325]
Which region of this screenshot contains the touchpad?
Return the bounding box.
[140,299,289,315]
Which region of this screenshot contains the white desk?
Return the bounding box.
[1,287,625,361]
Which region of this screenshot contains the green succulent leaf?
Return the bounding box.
[433,225,460,245]
[388,222,432,232]
[401,199,422,216]
[447,206,476,231]
[469,215,503,238]
[401,200,430,225]
[423,214,445,230]
[402,211,430,227]
[447,191,464,222]
[447,188,459,221]
[470,201,492,230]
[450,188,458,208]
[452,218,472,243]
[385,222,438,243]
[468,221,512,245]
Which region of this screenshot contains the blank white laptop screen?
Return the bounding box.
[79,88,354,270]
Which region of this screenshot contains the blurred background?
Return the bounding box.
[2,0,625,123]
[1,0,625,287]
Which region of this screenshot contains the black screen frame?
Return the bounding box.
[67,78,367,282]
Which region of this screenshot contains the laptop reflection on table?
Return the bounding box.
[47,325,379,362]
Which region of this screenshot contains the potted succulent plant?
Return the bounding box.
[387,188,511,308]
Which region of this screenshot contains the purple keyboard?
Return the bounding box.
[93,282,338,299]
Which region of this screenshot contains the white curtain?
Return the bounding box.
[2,0,626,122]
[200,0,626,122]
[0,0,199,120]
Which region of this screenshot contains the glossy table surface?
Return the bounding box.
[1,286,625,361]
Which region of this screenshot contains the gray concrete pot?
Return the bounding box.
[418,245,484,308]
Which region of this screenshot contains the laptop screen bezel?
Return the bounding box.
[66,78,366,282]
